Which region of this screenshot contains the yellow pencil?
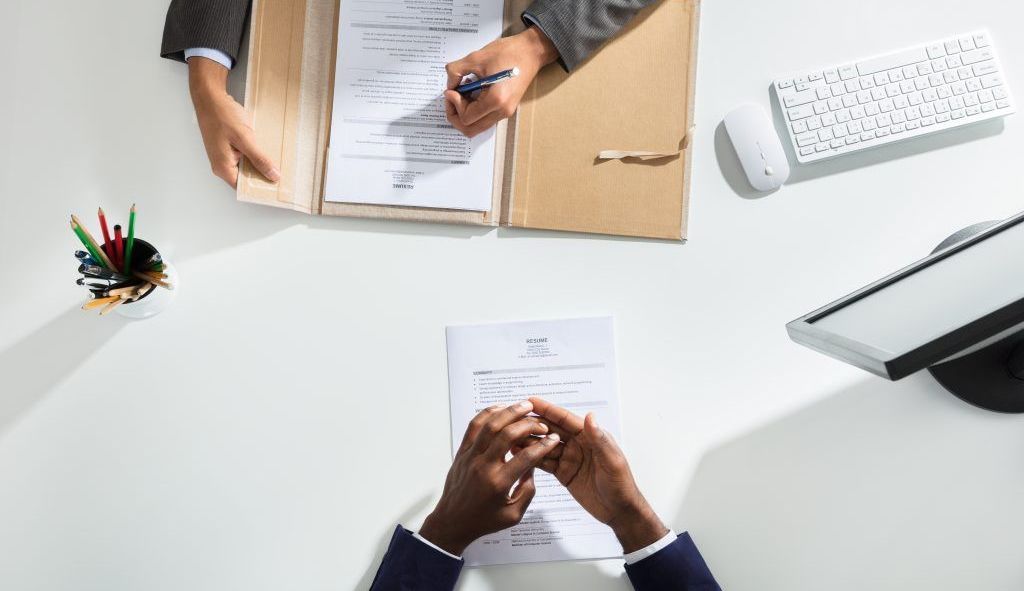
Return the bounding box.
[99,298,124,316]
[70,215,115,269]
[132,283,153,301]
[82,296,119,310]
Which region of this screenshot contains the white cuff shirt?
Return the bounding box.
[184,47,234,70]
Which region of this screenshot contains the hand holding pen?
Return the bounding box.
[443,27,560,138]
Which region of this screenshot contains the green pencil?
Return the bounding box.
[124,204,136,273]
[70,217,113,269]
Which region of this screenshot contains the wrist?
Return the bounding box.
[419,511,472,556]
[607,502,669,554]
[518,26,559,68]
[188,58,229,104]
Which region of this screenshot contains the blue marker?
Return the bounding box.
[455,67,520,96]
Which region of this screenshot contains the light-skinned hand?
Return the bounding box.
[525,397,670,553]
[418,400,562,555]
[187,57,280,188]
[443,26,560,138]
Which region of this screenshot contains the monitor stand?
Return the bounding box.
[927,221,1024,413]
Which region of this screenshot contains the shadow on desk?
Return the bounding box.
[0,307,125,438]
[674,374,1024,590]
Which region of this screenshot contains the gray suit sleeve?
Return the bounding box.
[160,0,252,64]
[522,0,658,72]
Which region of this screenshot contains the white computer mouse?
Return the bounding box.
[723,104,790,192]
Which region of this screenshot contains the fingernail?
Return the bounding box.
[547,433,560,443]
[591,416,601,429]
[516,400,532,410]
[539,423,548,431]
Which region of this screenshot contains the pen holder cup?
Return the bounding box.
[112,238,178,320]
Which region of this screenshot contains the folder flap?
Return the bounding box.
[506,0,700,240]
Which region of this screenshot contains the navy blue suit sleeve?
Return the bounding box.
[368,525,464,591]
[624,532,721,591]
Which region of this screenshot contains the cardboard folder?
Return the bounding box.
[238,0,700,240]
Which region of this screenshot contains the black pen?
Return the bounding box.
[456,67,520,95]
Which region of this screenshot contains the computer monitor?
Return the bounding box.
[787,212,1024,413]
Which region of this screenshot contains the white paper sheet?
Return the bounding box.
[323,0,502,211]
[445,317,624,566]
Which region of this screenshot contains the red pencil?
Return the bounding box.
[97,207,115,268]
[113,224,125,270]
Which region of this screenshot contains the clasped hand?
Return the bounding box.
[420,398,668,556]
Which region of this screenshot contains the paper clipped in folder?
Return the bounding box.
[238,0,701,240]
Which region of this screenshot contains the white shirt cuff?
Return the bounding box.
[412,531,462,561]
[184,48,233,70]
[624,529,677,565]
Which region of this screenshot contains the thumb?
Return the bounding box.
[509,467,537,510]
[233,127,281,183]
[584,413,620,465]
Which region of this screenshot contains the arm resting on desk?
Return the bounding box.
[522,0,659,71]
[625,532,722,591]
[369,526,464,591]
[161,0,251,64]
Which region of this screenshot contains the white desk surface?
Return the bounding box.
[3,1,1024,589]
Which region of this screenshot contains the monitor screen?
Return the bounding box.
[788,213,1024,380]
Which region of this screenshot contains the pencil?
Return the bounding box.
[99,298,124,316]
[71,221,105,269]
[82,296,119,310]
[97,207,115,270]
[132,283,153,301]
[113,225,125,271]
[108,285,141,297]
[123,204,136,273]
[70,215,115,269]
[140,270,168,280]
[134,271,172,290]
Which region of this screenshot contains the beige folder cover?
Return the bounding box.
[238,0,700,240]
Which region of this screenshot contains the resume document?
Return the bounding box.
[446,317,624,566]
[323,0,501,211]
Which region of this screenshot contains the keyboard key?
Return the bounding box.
[831,83,846,96]
[876,113,892,126]
[831,138,845,149]
[952,82,967,95]
[964,93,980,107]
[778,79,794,89]
[813,101,829,114]
[993,87,1008,100]
[839,65,858,80]
[920,103,935,117]
[821,112,837,126]
[936,99,950,112]
[973,62,998,77]
[808,71,824,81]
[922,116,936,126]
[936,112,951,123]
[848,120,863,134]
[876,127,891,137]
[961,48,994,65]
[874,72,889,85]
[815,142,829,152]
[966,105,981,116]
[908,92,923,106]
[893,96,909,109]
[949,95,965,109]
[847,135,860,145]
[816,86,832,100]
[906,120,921,130]
[824,69,840,83]
[796,82,812,91]
[997,99,1011,109]
[845,79,860,93]
[973,33,990,48]
[866,102,880,116]
[842,94,857,107]
[788,105,815,120]
[944,40,961,54]
[943,71,958,84]
[900,80,915,93]
[946,54,963,68]
[857,90,872,104]
[892,111,907,123]
[837,109,851,123]
[982,103,995,113]
[800,146,815,156]
[818,128,834,141]
[903,66,919,79]
[862,117,877,130]
[792,120,808,134]
[871,87,886,101]
[862,131,875,141]
[807,116,823,130]
[827,97,843,110]
[923,88,938,102]
[784,90,817,108]
[915,77,929,91]
[926,44,946,59]
[966,79,982,92]
[959,36,976,51]
[889,69,905,82]
[952,109,966,119]
[796,132,818,147]
[833,123,848,137]
[918,63,933,76]
[980,73,1004,89]
[932,59,947,72]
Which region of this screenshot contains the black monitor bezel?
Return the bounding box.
[786,212,1024,380]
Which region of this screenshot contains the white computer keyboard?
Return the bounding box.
[774,31,1015,164]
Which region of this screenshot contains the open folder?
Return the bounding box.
[237,0,701,240]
